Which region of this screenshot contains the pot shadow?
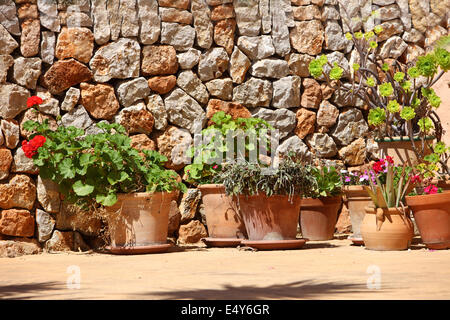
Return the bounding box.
[303,242,339,249]
[0,281,66,299]
[142,279,368,300]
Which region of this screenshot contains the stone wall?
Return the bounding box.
[0,0,448,256]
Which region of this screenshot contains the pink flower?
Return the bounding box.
[212,165,219,169]
[410,175,421,184]
[345,176,351,182]
[385,156,394,164]
[424,184,438,195]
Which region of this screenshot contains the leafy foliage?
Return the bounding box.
[184,111,273,185]
[23,120,186,207]
[306,166,343,198]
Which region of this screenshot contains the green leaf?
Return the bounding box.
[72,180,95,196]
[96,193,118,207]
[58,158,75,179]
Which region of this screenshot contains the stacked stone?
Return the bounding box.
[0,0,448,255]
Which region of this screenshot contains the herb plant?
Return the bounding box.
[184,111,273,185]
[23,120,186,208]
[307,166,343,198]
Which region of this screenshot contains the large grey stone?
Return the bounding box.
[119,0,139,37]
[275,136,312,163]
[0,0,20,36]
[237,35,275,61]
[0,83,30,120]
[191,0,214,49]
[89,38,141,82]
[233,78,273,108]
[60,105,93,130]
[306,133,338,158]
[272,76,301,109]
[35,209,55,243]
[233,0,261,36]
[116,78,151,108]
[249,59,290,79]
[229,47,251,84]
[92,0,111,45]
[37,176,61,214]
[161,22,195,51]
[330,108,369,146]
[177,48,201,69]
[198,47,229,82]
[271,0,291,57]
[177,71,210,105]
[13,57,41,90]
[147,94,168,131]
[40,31,55,65]
[37,0,60,32]
[61,87,80,112]
[0,24,19,55]
[164,89,207,134]
[251,108,296,139]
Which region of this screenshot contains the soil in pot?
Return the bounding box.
[343,186,373,242]
[104,192,176,254]
[405,191,450,250]
[198,184,246,247]
[237,193,305,250]
[361,206,413,251]
[299,196,342,241]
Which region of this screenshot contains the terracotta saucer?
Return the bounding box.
[241,239,306,250]
[106,243,172,255]
[347,236,364,246]
[201,237,244,247]
[425,241,450,250]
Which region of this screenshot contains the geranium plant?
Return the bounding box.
[22,119,186,208]
[306,166,343,198]
[184,111,273,185]
[309,4,450,173]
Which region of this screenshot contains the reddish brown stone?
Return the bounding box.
[80,83,119,120]
[0,148,13,180]
[211,4,235,21]
[0,209,34,237]
[142,45,179,76]
[55,27,94,64]
[18,4,38,20]
[155,125,192,171]
[206,99,251,121]
[295,108,316,139]
[20,19,40,57]
[214,19,236,55]
[147,75,177,95]
[336,203,352,234]
[158,0,190,10]
[301,78,322,109]
[43,59,93,94]
[177,220,208,244]
[121,109,154,135]
[0,175,37,210]
[130,134,156,157]
[160,8,193,24]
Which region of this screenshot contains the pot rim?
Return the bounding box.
[301,195,343,205]
[375,135,435,143]
[364,206,409,215]
[405,190,450,206]
[197,184,224,190]
[115,191,177,200]
[237,192,302,200]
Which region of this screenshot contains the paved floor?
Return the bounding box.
[1,238,449,300]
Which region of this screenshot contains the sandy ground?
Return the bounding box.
[1,237,450,300]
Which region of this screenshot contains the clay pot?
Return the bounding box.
[299,196,342,241]
[343,186,373,238]
[105,192,176,248]
[376,136,433,167]
[405,191,450,250]
[361,206,414,251]
[237,193,301,241]
[198,184,246,239]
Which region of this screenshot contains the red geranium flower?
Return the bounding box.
[372,160,384,174]
[385,156,394,164]
[22,135,46,158]
[27,96,43,108]
[410,175,421,184]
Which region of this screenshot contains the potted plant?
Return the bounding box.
[220,156,315,250]
[309,9,450,168]
[299,166,343,241]
[405,150,450,250]
[361,157,415,250]
[340,169,373,245]
[184,111,272,247]
[23,111,186,254]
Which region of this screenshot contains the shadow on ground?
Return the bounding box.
[145,279,368,300]
[0,281,66,299]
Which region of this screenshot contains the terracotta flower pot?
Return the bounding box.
[375,136,433,167]
[299,196,342,241]
[198,184,246,239]
[361,206,414,251]
[237,193,301,241]
[405,191,450,250]
[343,186,372,239]
[105,192,176,252]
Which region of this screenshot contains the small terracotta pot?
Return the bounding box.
[361,206,414,251]
[198,184,246,239]
[299,196,342,241]
[343,186,373,239]
[237,193,301,241]
[405,191,450,250]
[105,192,176,248]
